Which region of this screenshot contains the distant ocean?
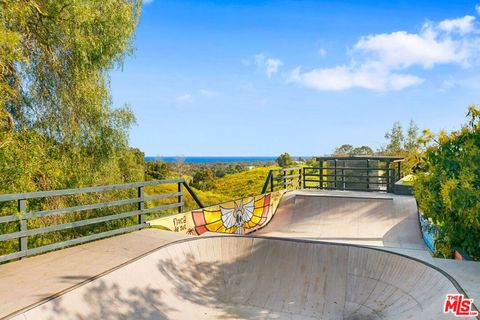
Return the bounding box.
[144,156,278,163]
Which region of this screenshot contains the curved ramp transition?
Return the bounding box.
[12,236,465,320]
[256,191,425,249]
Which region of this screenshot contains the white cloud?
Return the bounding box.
[176,94,193,103]
[254,54,283,77]
[475,4,480,15]
[441,77,456,90]
[438,15,475,34]
[441,76,480,90]
[290,13,480,92]
[265,58,283,77]
[353,27,470,69]
[143,0,154,5]
[289,65,423,91]
[318,48,328,57]
[199,89,218,97]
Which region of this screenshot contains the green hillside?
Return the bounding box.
[211,166,278,199]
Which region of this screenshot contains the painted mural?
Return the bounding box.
[149,190,285,235]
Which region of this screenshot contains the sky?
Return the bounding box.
[110,0,480,157]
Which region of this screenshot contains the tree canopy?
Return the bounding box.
[276,152,293,167]
[383,120,420,155]
[333,144,374,156]
[0,0,143,193]
[414,106,480,260]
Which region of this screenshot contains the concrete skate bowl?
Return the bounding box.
[11,236,468,320]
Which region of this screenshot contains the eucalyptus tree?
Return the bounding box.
[0,0,144,193]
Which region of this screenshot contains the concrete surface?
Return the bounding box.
[256,190,425,250]
[9,236,471,320]
[0,229,190,319]
[254,190,480,313]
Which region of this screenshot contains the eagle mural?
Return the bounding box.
[192,194,271,235]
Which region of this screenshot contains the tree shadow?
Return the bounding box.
[24,273,177,319]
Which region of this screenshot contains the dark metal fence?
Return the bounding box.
[0,179,203,263]
[302,166,397,192]
[262,163,401,193]
[261,167,302,193]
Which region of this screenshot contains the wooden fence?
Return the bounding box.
[0,178,203,263]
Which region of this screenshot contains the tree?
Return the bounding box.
[351,146,374,156]
[0,1,146,256]
[0,0,143,193]
[414,106,480,260]
[333,144,373,156]
[334,144,354,156]
[305,157,319,167]
[384,121,404,155]
[146,160,170,180]
[404,120,420,153]
[190,168,215,191]
[276,152,293,167]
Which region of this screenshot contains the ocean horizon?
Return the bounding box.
[144,156,280,163]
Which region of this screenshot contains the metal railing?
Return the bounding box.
[0,178,203,263]
[261,167,302,193]
[303,166,397,192]
[262,165,399,193]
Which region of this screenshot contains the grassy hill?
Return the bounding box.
[211,166,278,199]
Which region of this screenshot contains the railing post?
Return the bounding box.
[333,159,337,189]
[386,161,391,192]
[319,161,323,189]
[283,170,287,189]
[137,186,145,225]
[303,167,307,189]
[391,170,396,193]
[178,182,183,213]
[18,199,27,256]
[270,173,274,192]
[299,168,302,189]
[366,159,370,190]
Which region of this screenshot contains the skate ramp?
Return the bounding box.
[11,236,466,320]
[256,191,425,249]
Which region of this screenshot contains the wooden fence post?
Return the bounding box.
[299,168,303,189]
[177,182,183,213]
[270,173,274,192]
[319,161,323,189]
[137,186,144,225]
[18,199,27,256]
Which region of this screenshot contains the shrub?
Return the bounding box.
[413,106,480,260]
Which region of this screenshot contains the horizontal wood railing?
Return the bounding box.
[0,179,203,263]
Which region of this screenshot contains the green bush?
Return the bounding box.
[413,106,480,260]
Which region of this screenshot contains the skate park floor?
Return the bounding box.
[1,190,479,319]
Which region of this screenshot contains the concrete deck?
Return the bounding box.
[0,229,190,319]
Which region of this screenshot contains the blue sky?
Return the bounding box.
[110,0,480,157]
